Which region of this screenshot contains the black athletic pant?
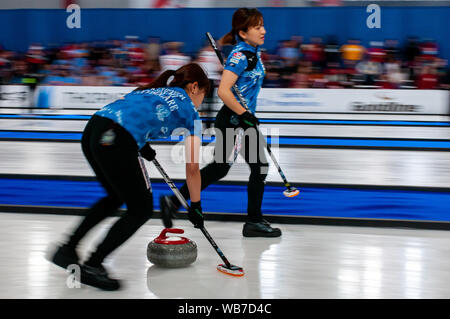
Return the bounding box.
[66,115,153,266]
[175,105,269,222]
[203,79,216,129]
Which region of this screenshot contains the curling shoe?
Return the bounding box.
[79,264,121,291]
[243,219,282,238]
[50,244,80,269]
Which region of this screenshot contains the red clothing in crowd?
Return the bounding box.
[416,73,439,89]
[420,41,439,61]
[309,43,325,63]
[367,47,386,63]
[380,81,398,89]
[323,67,342,88]
[129,47,145,66]
[303,43,325,63]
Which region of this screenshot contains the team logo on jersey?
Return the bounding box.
[229,51,245,65]
[99,129,116,146]
[156,104,171,121]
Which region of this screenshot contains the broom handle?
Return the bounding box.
[151,158,232,268]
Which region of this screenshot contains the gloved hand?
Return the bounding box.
[139,143,156,161]
[188,201,204,229]
[238,111,259,130]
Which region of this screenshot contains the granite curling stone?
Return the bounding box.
[147,228,197,268]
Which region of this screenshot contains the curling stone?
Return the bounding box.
[147,228,197,268]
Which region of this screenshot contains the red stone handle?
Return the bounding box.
[157,228,184,240]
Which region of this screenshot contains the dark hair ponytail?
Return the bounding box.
[135,69,176,91]
[219,8,263,46]
[135,63,210,94]
[220,30,237,46]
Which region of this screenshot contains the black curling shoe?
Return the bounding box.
[79,264,121,291]
[243,219,282,238]
[51,244,80,269]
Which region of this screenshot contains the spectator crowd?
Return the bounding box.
[0,34,449,90]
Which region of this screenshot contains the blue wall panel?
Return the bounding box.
[1,177,450,222]
[0,7,448,60]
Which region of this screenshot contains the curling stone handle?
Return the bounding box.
[157,228,185,240]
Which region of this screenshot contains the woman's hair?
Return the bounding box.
[135,63,210,94]
[220,8,264,46]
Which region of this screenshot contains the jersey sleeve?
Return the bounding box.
[224,51,248,77]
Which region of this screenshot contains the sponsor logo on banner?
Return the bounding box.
[257,89,321,110]
[36,86,135,109]
[375,92,395,100]
[351,102,420,112]
[351,91,421,112]
[0,91,28,102]
[256,88,446,114]
[62,91,126,104]
[0,85,30,107]
[31,86,448,115]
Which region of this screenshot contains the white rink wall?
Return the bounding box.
[9,85,448,115]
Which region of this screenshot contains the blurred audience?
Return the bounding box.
[159,41,191,73]
[0,35,448,90]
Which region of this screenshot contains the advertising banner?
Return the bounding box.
[33,86,450,115]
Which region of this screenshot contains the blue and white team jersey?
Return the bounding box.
[95,87,201,149]
[224,40,265,114]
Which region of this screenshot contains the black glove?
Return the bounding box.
[238,111,259,130]
[139,143,156,161]
[188,201,204,229]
